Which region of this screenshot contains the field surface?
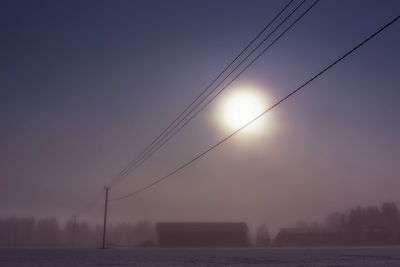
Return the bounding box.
[1,247,400,266]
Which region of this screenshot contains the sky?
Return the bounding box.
[1,0,400,234]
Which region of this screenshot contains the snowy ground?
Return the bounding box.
[1,247,400,266]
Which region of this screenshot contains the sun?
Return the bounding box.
[222,90,265,132]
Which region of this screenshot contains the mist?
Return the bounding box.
[1,0,400,248]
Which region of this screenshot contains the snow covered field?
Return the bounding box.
[1,247,400,266]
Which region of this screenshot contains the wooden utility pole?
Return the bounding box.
[101,186,110,249]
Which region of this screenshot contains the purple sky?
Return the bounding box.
[1,0,399,233]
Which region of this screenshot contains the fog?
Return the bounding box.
[1,0,399,242]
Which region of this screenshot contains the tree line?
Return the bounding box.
[266,202,400,246]
[0,218,155,247]
[324,202,400,245]
[2,202,399,247]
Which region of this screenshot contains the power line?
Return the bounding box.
[104,0,294,186]
[110,14,400,202]
[106,0,297,187]
[76,0,298,225]
[113,0,316,186]
[107,0,309,188]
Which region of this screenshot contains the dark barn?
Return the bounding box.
[156,222,249,247]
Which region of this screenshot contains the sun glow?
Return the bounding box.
[220,88,268,133]
[224,93,263,129]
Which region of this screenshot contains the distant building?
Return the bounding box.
[274,228,346,247]
[156,222,249,247]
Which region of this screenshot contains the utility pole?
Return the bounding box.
[101,186,110,249]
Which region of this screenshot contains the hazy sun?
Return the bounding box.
[222,90,265,132]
